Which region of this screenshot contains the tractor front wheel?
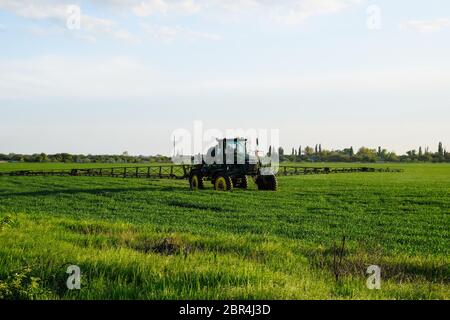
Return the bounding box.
[214,176,233,191]
[189,174,204,190]
[233,175,249,189]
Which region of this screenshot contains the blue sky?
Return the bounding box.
[0,0,449,155]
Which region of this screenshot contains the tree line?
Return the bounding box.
[269,142,449,163]
[0,152,171,164]
[0,142,448,164]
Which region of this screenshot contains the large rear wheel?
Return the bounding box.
[214,175,233,191]
[265,175,278,191]
[255,175,278,191]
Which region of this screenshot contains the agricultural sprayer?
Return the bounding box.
[188,138,278,191]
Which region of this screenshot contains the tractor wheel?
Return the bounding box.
[255,175,278,191]
[255,175,266,190]
[265,175,278,191]
[189,174,204,190]
[236,175,249,189]
[214,175,233,191]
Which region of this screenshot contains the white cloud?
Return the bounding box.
[0,0,359,45]
[177,0,201,14]
[141,23,222,42]
[0,0,68,20]
[199,0,360,24]
[81,15,115,32]
[0,0,140,43]
[1,0,360,23]
[400,18,450,33]
[95,0,201,16]
[131,0,169,17]
[269,0,356,25]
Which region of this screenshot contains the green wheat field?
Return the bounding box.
[0,162,449,300]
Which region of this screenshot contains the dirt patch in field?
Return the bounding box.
[131,236,197,256]
[60,220,200,257]
[305,244,449,284]
[131,237,179,254]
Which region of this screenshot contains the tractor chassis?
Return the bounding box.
[189,164,277,191]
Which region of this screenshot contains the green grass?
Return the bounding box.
[0,163,448,299]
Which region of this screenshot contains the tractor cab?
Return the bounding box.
[206,138,249,165]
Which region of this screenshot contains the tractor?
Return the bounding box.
[188,138,278,191]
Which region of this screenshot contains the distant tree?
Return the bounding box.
[38,153,48,162]
[418,147,423,158]
[315,144,318,154]
[304,146,314,157]
[319,144,322,153]
[422,152,433,162]
[356,147,377,162]
[384,151,399,162]
[298,146,302,156]
[438,142,444,156]
[343,147,354,158]
[60,153,73,162]
[406,150,417,161]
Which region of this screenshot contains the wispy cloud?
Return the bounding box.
[269,0,359,25]
[0,0,360,44]
[197,0,360,24]
[0,0,68,20]
[141,23,222,42]
[1,0,361,25]
[0,0,140,43]
[400,18,450,33]
[131,0,201,16]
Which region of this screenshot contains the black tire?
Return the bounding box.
[240,175,249,189]
[214,175,233,191]
[189,174,204,190]
[232,175,249,189]
[255,175,278,191]
[265,175,278,191]
[255,175,266,190]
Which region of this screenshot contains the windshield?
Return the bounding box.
[224,139,246,164]
[236,140,246,164]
